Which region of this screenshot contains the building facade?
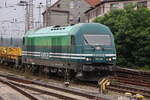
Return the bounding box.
[85,0,150,22]
[43,0,100,26]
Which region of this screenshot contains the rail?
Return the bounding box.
[106,67,150,98]
[0,72,109,100]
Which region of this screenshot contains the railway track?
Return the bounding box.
[114,67,150,87]
[0,64,150,99]
[0,78,38,100]
[107,67,150,98]
[0,72,111,100]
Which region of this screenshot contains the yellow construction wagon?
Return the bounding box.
[0,46,22,65]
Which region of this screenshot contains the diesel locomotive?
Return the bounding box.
[0,23,116,81]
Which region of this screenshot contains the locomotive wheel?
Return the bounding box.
[20,64,26,72]
[63,69,76,81]
[24,64,31,73]
[13,64,18,70]
[16,65,22,71]
[0,60,3,64]
[38,66,45,77]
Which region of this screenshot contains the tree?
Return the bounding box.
[94,5,150,69]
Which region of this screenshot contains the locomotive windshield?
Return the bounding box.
[84,35,111,46]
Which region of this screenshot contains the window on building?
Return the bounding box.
[123,2,133,8]
[87,13,90,22]
[137,1,147,8]
[78,17,80,22]
[110,3,119,10]
[77,1,81,8]
[97,7,101,15]
[70,1,74,8]
[69,15,74,22]
[57,4,60,8]
[102,5,105,13]
[96,8,98,16]
[89,12,92,18]
[92,10,96,17]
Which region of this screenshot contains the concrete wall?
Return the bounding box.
[50,11,69,25]
[43,0,91,26]
[147,0,150,9]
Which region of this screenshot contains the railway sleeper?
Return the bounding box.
[107,86,150,98]
[115,73,150,82]
[110,82,150,94]
[112,77,150,87]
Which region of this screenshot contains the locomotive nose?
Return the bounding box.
[83,45,116,64]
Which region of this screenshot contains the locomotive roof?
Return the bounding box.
[25,23,112,37]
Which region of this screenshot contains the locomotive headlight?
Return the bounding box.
[112,57,116,60]
[95,46,101,50]
[108,58,112,61]
[86,58,91,61]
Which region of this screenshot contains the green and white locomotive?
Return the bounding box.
[22,23,116,81]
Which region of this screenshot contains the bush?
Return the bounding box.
[93,5,150,69]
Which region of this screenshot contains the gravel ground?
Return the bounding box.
[22,88,63,100]
[0,82,29,100]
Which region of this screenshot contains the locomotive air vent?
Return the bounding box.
[51,27,65,31]
[53,25,61,28]
[70,24,74,26]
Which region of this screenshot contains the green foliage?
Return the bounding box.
[93,5,150,69]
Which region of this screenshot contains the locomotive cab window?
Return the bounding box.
[71,36,75,45]
[23,38,25,45]
[23,37,25,45]
[84,34,111,46]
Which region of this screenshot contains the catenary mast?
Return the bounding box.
[28,0,34,30]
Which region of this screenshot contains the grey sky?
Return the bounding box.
[0,0,57,38]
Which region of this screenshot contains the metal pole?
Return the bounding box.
[0,31,2,45]
[25,3,29,33]
[46,0,51,26]
[28,0,34,30]
[37,3,42,28]
[46,0,48,26]
[39,4,42,27]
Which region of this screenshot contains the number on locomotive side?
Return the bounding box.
[40,52,49,59]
